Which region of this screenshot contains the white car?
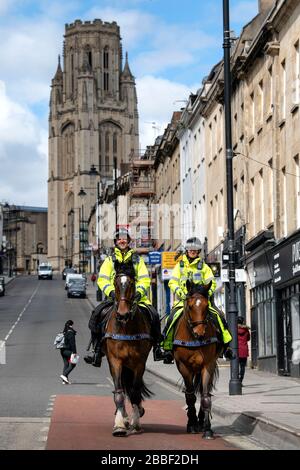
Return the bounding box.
[65,273,86,290]
[38,263,53,280]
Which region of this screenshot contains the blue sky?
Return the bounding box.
[0,0,259,206]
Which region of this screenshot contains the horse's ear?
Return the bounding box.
[186,279,192,293]
[205,281,212,292]
[114,260,121,273]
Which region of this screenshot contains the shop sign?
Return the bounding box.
[162,252,181,269]
[273,236,300,285]
[162,268,172,280]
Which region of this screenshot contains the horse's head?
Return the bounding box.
[114,261,136,322]
[185,280,211,339]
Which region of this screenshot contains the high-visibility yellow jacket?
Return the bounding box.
[97,247,151,305]
[169,255,216,305]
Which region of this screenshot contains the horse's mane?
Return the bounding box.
[114,260,135,279]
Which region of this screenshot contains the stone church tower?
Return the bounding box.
[48,19,139,270]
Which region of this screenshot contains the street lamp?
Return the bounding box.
[223,0,242,395]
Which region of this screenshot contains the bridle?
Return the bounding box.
[114,273,136,323]
[185,293,209,339]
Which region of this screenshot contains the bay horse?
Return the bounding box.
[104,261,153,436]
[173,280,220,439]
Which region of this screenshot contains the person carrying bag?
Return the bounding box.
[59,320,78,384]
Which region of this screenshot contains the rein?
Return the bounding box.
[175,293,218,347]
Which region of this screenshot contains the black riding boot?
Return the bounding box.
[150,310,171,362]
[84,332,105,367]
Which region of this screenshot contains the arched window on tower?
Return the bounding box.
[103,46,109,91]
[113,132,117,155]
[71,52,74,97]
[61,123,75,177]
[105,132,110,153]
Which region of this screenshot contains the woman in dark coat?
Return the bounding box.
[60,320,77,384]
[238,316,250,385]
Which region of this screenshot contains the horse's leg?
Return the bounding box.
[177,360,199,434]
[200,366,214,439]
[109,359,128,437]
[129,365,145,433]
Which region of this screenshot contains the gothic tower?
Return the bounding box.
[48,19,139,270]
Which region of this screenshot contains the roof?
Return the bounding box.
[16,206,47,213]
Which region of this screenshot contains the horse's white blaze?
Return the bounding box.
[114,409,126,429]
[120,275,127,286]
[131,404,140,428]
[196,299,201,307]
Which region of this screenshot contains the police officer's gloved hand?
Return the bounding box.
[134,291,142,303]
[177,290,186,301]
[109,291,116,301]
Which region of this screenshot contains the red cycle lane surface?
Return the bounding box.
[46,395,238,450]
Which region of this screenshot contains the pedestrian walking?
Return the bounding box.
[91,273,97,287]
[60,320,77,384]
[238,316,250,386]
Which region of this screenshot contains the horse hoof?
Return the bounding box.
[112,427,128,437]
[129,425,143,434]
[187,424,200,434]
[202,430,214,439]
[139,407,145,418]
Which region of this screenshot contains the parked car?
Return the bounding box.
[62,267,77,280]
[38,263,53,280]
[67,278,86,298]
[65,273,86,290]
[0,277,5,297]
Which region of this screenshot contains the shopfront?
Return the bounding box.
[245,230,276,373]
[272,231,300,378]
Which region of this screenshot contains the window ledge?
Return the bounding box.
[291,104,299,114]
[278,118,286,128]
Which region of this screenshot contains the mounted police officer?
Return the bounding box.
[86,227,168,366]
[162,237,235,361]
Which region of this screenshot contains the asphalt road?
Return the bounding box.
[0,276,265,450]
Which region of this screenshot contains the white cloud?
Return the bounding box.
[0,81,47,206]
[84,7,155,49]
[0,19,62,104]
[136,75,198,150]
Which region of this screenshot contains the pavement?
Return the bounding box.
[86,282,300,450]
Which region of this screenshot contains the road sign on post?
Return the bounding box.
[148,251,162,265]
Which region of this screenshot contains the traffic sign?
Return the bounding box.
[148,251,161,265]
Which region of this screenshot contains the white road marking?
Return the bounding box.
[3,284,40,342]
[106,376,114,386]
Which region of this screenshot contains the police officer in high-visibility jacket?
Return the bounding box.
[164,237,235,360]
[97,227,168,363]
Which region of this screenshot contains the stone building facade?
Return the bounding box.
[48,19,139,271]
[1,205,47,275]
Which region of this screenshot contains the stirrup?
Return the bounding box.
[163,352,174,364]
[153,346,168,362]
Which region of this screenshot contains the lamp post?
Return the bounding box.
[223,0,242,395]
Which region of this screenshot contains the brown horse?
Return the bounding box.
[173,280,220,439]
[104,261,153,436]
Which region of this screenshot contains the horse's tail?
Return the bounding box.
[121,367,154,400]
